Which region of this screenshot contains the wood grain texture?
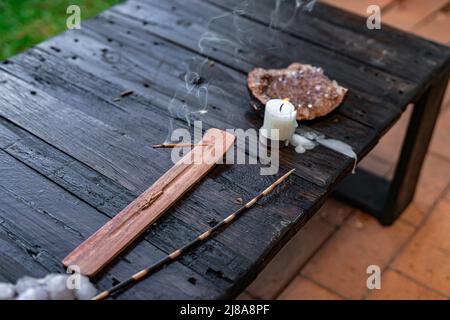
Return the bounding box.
[0,0,449,299]
[206,0,442,83]
[40,8,378,184]
[2,33,363,188]
[0,118,304,297]
[116,0,416,107]
[0,70,324,297]
[87,7,401,129]
[0,148,221,299]
[63,128,235,276]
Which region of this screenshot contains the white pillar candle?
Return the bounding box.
[260,99,298,142]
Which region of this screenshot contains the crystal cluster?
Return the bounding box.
[267,67,342,110]
[248,63,348,121]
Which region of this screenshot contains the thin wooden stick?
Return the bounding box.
[152,143,211,149]
[120,89,134,97]
[92,168,296,300]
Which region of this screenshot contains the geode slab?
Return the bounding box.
[247,63,348,121]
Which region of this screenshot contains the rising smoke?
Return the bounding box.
[165,0,317,144]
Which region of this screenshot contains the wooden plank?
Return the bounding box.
[307,0,450,80]
[91,1,399,176]
[0,71,255,294]
[116,0,416,108]
[20,42,246,134]
[0,64,318,249]
[0,0,378,249]
[4,0,446,300]
[0,117,327,297]
[88,7,401,131]
[5,35,352,188]
[33,9,387,140]
[0,53,325,224]
[205,0,437,84]
[0,223,54,283]
[0,105,250,291]
[0,91,325,297]
[0,118,253,293]
[31,30,255,130]
[210,0,449,86]
[0,116,136,216]
[0,70,168,194]
[85,5,387,181]
[83,11,381,157]
[0,149,221,299]
[70,24,380,187]
[1,48,196,151]
[135,0,450,142]
[64,128,236,277]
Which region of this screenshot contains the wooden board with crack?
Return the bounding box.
[0,0,449,299]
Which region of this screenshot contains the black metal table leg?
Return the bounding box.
[334,72,450,225]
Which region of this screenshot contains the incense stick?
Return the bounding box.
[113,90,134,102]
[120,89,134,97]
[92,168,296,300]
[152,143,210,149]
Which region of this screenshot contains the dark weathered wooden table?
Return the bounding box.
[0,0,449,299]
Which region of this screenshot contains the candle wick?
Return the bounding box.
[280,103,285,112]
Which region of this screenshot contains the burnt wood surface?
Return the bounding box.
[0,0,449,299]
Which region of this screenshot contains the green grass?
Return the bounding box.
[0,0,122,60]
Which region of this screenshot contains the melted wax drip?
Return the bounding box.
[290,134,316,153]
[291,130,358,174]
[316,138,358,174]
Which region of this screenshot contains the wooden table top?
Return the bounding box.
[0,0,449,299]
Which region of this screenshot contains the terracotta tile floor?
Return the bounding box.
[239,0,450,300]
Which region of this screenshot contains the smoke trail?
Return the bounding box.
[164,0,317,144]
[270,0,316,31]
